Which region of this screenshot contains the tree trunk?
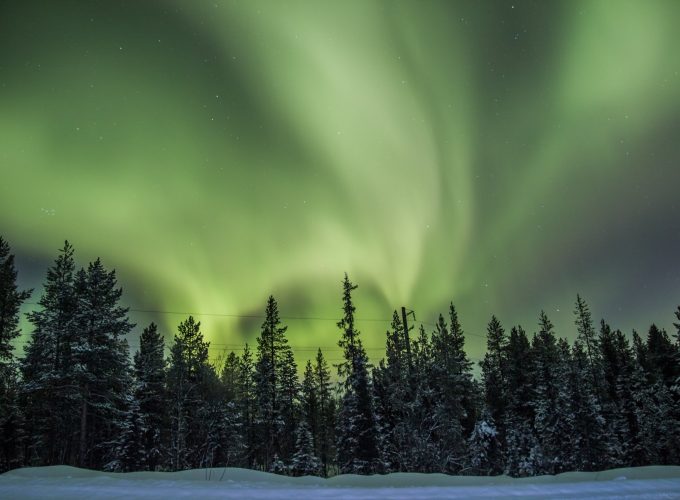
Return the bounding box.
[79,390,88,467]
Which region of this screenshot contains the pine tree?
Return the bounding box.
[645,324,678,389]
[568,340,608,471]
[607,330,645,466]
[268,453,287,475]
[237,344,257,467]
[0,237,31,472]
[503,325,540,475]
[253,295,294,467]
[335,274,380,474]
[467,411,502,475]
[372,311,410,471]
[166,316,213,470]
[336,274,360,378]
[480,316,508,448]
[199,383,245,469]
[220,351,240,403]
[0,236,32,375]
[133,323,167,470]
[429,305,475,473]
[107,397,145,472]
[673,306,680,392]
[549,338,579,473]
[531,312,567,474]
[22,241,78,466]
[505,418,543,477]
[71,258,134,469]
[290,421,322,476]
[574,295,602,399]
[277,347,299,460]
[313,348,335,476]
[300,360,319,452]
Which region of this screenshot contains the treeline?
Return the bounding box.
[1,238,679,476]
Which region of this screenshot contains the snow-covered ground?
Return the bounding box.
[1,465,679,499]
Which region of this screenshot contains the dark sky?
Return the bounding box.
[1,0,679,364]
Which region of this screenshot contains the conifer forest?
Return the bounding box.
[1,236,679,478]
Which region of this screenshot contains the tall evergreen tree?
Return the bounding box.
[0,236,32,376]
[574,295,602,398]
[0,237,31,472]
[166,316,213,470]
[277,347,299,460]
[430,304,475,472]
[22,241,78,466]
[644,324,678,389]
[300,360,319,452]
[480,316,508,446]
[313,348,335,476]
[290,362,323,476]
[71,258,134,468]
[133,322,167,470]
[253,295,294,467]
[372,311,410,471]
[504,325,541,477]
[220,351,241,403]
[568,340,608,471]
[335,274,380,474]
[531,312,565,473]
[237,344,257,467]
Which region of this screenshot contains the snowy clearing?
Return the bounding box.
[1,465,679,499]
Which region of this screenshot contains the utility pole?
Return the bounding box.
[401,306,414,374]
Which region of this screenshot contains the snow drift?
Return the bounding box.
[1,465,679,499]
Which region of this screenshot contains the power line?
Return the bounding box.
[23,302,426,324]
[20,302,488,339]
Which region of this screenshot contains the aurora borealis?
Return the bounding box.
[1,0,679,364]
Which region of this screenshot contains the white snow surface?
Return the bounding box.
[1,465,679,499]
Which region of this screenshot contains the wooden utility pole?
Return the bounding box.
[401,306,413,373]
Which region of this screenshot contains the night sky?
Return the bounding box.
[1,0,679,364]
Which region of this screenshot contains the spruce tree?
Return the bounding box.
[467,411,502,475]
[237,344,257,467]
[220,351,240,403]
[372,311,410,471]
[608,329,645,466]
[71,258,134,468]
[0,237,31,472]
[645,324,678,389]
[107,397,145,472]
[568,340,608,471]
[277,347,299,460]
[166,316,213,470]
[253,295,294,467]
[574,295,602,399]
[313,348,335,476]
[290,421,322,476]
[530,312,565,473]
[133,322,167,470]
[429,305,475,472]
[335,274,380,474]
[480,316,508,448]
[0,236,32,374]
[408,323,440,472]
[673,306,680,392]
[504,325,540,476]
[22,241,78,465]
[300,360,319,453]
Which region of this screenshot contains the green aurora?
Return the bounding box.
[1,0,679,365]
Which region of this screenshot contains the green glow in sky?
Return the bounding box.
[1,0,679,363]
